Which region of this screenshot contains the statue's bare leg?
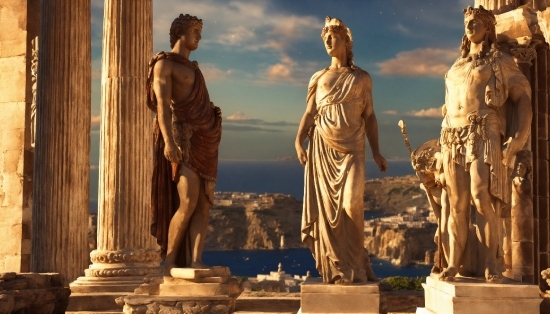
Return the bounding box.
[440,152,470,280]
[188,180,211,269]
[470,159,503,283]
[164,164,200,275]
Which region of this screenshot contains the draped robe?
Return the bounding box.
[147,52,222,263]
[302,67,372,283]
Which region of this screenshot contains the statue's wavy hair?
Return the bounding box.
[169,14,203,49]
[321,25,355,67]
[461,5,498,58]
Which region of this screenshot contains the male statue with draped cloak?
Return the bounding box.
[147,14,222,276]
[295,16,387,285]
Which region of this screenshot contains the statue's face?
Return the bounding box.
[515,162,527,177]
[464,15,487,44]
[181,24,202,51]
[323,30,346,57]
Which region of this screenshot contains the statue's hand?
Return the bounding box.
[373,152,388,172]
[295,143,307,166]
[164,142,182,163]
[503,137,522,168]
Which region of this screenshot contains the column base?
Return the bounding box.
[421,274,541,314]
[67,249,162,312]
[300,278,380,314]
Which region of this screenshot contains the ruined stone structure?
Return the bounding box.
[477,0,550,293]
[0,0,39,274]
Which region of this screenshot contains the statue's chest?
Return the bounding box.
[447,59,493,88]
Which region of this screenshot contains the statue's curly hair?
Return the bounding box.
[321,25,354,67]
[169,14,203,49]
[461,6,498,58]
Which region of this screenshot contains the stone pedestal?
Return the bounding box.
[300,279,380,314]
[120,266,243,313]
[419,275,541,314]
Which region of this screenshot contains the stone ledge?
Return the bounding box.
[0,272,70,314]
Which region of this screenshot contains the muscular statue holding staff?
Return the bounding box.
[147,14,222,275]
[438,6,531,282]
[295,17,387,284]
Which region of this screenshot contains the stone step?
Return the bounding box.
[66,311,122,314]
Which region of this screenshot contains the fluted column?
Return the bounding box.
[69,1,160,308]
[32,0,91,284]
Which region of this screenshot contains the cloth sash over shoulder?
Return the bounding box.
[146,51,222,259]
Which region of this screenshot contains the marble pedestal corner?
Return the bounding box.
[300,278,380,314]
[419,274,542,314]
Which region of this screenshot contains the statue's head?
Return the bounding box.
[321,16,354,67]
[170,14,203,49]
[461,6,497,57]
[513,150,532,178]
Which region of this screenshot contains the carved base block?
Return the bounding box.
[300,278,380,314]
[420,274,541,314]
[121,295,234,314]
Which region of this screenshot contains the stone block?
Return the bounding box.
[0,0,28,56]
[495,7,537,43]
[422,275,541,314]
[0,126,25,152]
[1,149,24,174]
[300,280,380,314]
[0,101,26,130]
[538,159,549,197]
[540,197,549,221]
[0,172,23,207]
[170,266,230,280]
[538,140,550,166]
[121,295,234,314]
[540,220,549,252]
[159,278,242,298]
[539,114,549,141]
[0,58,26,102]
[2,256,24,274]
[0,294,15,314]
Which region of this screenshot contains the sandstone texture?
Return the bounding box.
[0,272,70,313]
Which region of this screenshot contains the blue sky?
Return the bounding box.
[89,0,473,165]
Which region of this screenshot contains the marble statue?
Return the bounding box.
[295,16,387,284]
[438,6,532,283]
[147,14,222,275]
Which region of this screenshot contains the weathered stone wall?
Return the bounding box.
[0,0,39,273]
[0,272,70,313]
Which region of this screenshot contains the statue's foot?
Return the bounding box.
[334,277,351,285]
[431,265,442,274]
[190,260,209,269]
[485,269,504,283]
[438,266,458,281]
[164,263,176,277]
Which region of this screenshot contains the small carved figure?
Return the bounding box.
[147,14,222,275]
[438,6,532,283]
[295,16,387,284]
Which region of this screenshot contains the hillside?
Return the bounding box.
[364,175,429,215]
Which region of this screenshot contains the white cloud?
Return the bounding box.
[394,23,411,35]
[200,63,232,82]
[226,111,250,121]
[383,107,443,118]
[377,48,457,78]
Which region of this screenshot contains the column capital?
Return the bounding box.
[510,46,537,65]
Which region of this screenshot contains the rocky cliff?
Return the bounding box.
[205,194,304,250]
[364,224,437,266]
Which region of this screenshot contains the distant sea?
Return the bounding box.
[216,160,415,201]
[203,248,431,279]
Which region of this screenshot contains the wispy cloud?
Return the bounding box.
[223,124,282,132]
[377,48,457,78]
[153,0,323,86]
[383,107,443,118]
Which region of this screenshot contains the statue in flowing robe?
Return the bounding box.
[147,14,222,275]
[295,17,387,285]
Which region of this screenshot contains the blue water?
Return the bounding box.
[203,248,430,279]
[216,160,414,201]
